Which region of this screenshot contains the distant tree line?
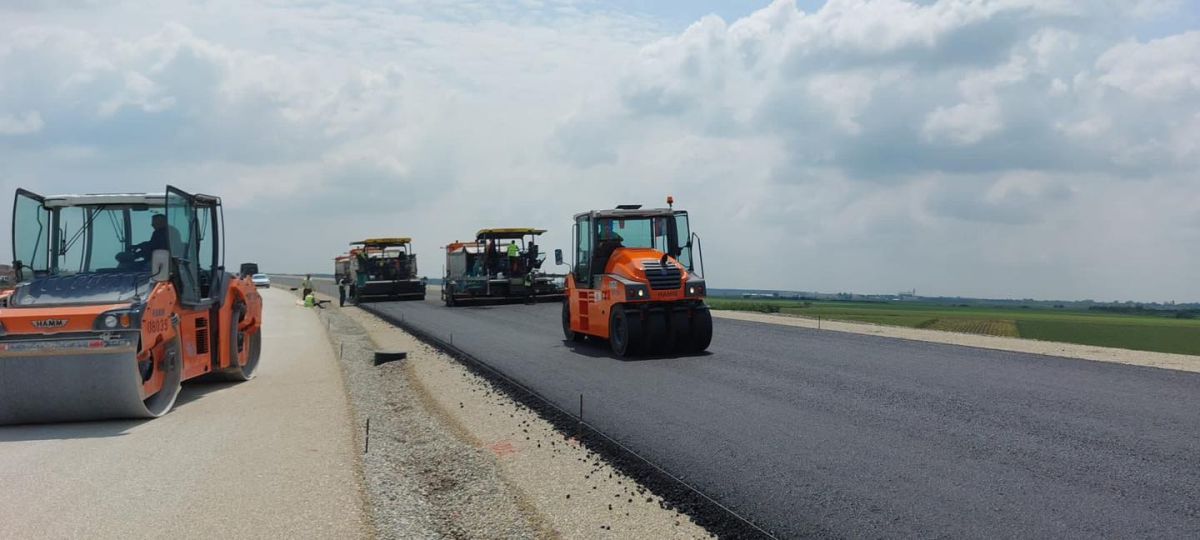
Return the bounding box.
[1088,305,1198,319]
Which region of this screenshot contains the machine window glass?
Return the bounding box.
[86,208,126,271]
[195,206,217,298]
[58,208,86,273]
[128,208,155,250]
[167,188,201,305]
[218,204,225,267]
[8,204,157,306]
[13,191,50,276]
[56,207,146,273]
[674,212,692,270]
[575,216,591,285]
[595,217,671,251]
[197,207,214,271]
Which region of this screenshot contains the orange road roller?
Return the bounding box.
[0,186,263,425]
[558,197,711,356]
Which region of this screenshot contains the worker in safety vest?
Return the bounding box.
[507,241,520,275]
[301,274,314,299]
[337,275,350,307]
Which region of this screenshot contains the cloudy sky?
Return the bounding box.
[1,0,1197,302]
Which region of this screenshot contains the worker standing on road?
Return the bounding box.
[302,274,314,300]
[337,276,350,307]
[507,241,520,275]
[485,239,496,275]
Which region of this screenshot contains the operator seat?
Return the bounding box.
[593,238,622,276]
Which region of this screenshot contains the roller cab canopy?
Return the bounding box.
[475,228,547,240]
[38,192,222,208]
[351,237,411,248]
[573,207,677,221]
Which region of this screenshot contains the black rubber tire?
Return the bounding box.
[646,311,669,355]
[445,285,456,307]
[688,308,713,353]
[667,310,691,352]
[562,299,585,342]
[609,305,644,357]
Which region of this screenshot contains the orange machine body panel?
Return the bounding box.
[566,248,696,339]
[0,302,132,335]
[0,277,262,386]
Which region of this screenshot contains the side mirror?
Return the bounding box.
[554,249,563,266]
[150,249,171,282]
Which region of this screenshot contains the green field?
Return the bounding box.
[707,298,1200,356]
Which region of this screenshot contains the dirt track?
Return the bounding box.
[714,310,1200,373]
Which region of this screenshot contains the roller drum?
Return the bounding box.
[0,339,181,425]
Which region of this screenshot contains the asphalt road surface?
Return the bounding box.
[0,288,368,539]
[293,278,1200,538]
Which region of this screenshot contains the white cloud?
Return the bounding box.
[98,71,175,116]
[0,110,43,135]
[922,98,1003,145]
[0,0,1197,301]
[1097,31,1200,101]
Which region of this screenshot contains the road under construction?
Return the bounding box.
[290,277,1200,539]
[4,189,1200,538]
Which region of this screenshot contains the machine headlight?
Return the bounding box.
[625,284,649,301]
[94,309,141,331]
[685,279,706,297]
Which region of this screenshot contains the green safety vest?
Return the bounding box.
[507,243,519,257]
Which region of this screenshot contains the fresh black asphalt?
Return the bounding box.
[295,279,1200,538]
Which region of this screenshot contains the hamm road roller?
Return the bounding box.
[559,197,711,356]
[0,186,263,425]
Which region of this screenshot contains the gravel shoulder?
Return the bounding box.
[311,298,542,538]
[714,309,1200,373]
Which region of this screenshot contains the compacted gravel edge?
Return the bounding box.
[312,300,548,539]
[358,302,778,540]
